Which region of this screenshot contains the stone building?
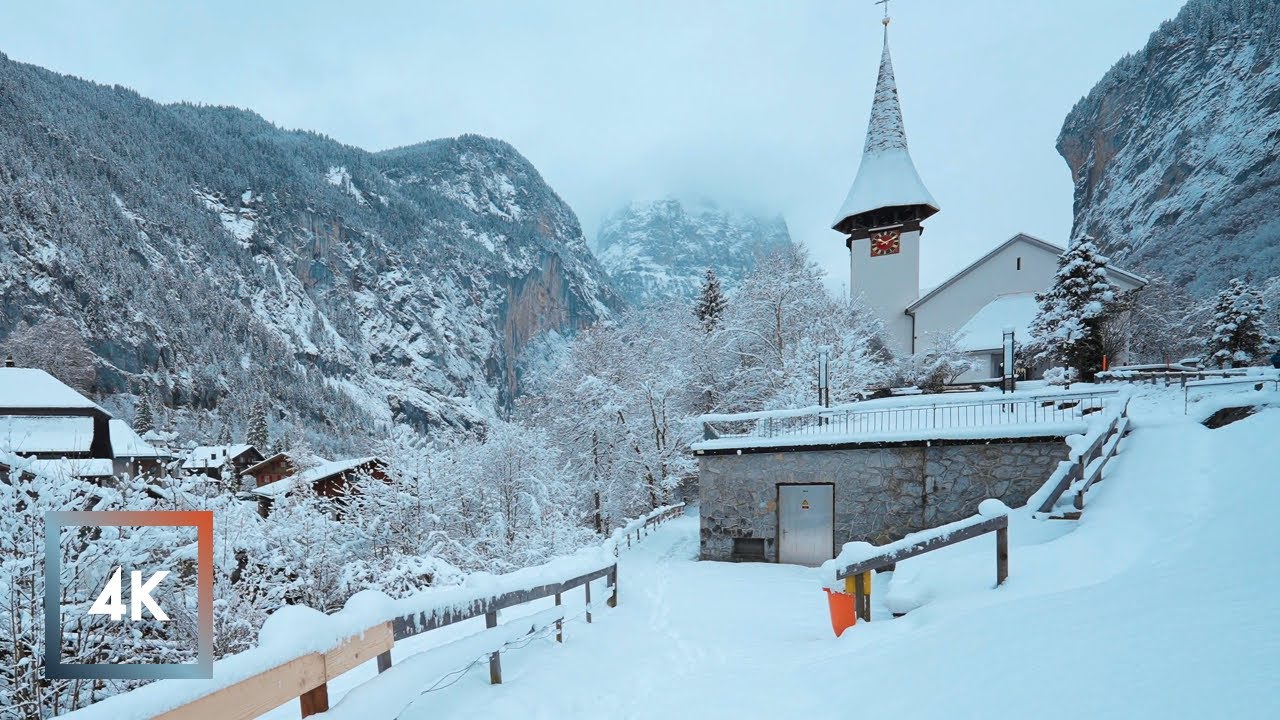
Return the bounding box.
[693,428,1069,565]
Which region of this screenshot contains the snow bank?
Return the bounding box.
[59,503,684,720]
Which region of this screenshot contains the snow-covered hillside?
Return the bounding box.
[271,383,1280,718]
[0,53,620,451]
[1058,0,1280,296]
[594,198,793,306]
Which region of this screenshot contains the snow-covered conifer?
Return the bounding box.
[1027,236,1122,381]
[246,400,269,451]
[134,397,155,434]
[694,267,727,331]
[1207,278,1274,367]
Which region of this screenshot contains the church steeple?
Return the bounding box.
[832,19,938,237]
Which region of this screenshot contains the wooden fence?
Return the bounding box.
[1034,398,1131,517]
[833,513,1009,622]
[142,504,686,720]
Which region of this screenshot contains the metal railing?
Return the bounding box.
[702,390,1117,443]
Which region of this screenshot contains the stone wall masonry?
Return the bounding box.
[698,438,1066,563]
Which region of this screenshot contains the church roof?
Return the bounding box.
[906,233,1150,314]
[832,30,938,231]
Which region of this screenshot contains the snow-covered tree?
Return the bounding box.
[892,331,976,392]
[134,397,155,434]
[1114,275,1203,365]
[1207,278,1274,367]
[0,317,97,393]
[246,400,269,451]
[694,267,727,331]
[1027,236,1123,381]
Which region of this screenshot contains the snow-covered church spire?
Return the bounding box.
[863,30,908,155]
[831,16,938,235]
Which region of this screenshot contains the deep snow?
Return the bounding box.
[302,391,1280,719]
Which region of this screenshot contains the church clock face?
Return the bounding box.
[870,229,901,257]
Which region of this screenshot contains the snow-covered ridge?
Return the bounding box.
[594,197,793,306]
[1058,0,1280,296]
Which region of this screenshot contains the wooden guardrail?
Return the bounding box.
[1034,397,1131,517]
[832,512,1009,622]
[622,503,685,548]
[72,503,686,720]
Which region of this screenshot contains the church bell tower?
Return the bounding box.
[832,12,938,357]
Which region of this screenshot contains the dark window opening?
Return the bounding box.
[1016,257,1022,270]
[731,537,767,562]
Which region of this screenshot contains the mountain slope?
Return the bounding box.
[594,198,793,306]
[0,52,619,450]
[1057,0,1280,296]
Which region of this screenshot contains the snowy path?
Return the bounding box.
[313,400,1280,719]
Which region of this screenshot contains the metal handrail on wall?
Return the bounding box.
[703,390,1117,442]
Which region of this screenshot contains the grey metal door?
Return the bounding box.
[777,484,834,566]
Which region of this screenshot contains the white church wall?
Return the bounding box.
[911,237,1060,356]
[851,228,920,358]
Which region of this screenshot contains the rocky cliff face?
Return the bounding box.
[1058,0,1280,296]
[0,52,619,451]
[594,198,793,306]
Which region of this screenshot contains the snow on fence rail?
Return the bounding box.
[1025,394,1132,517]
[821,500,1012,623]
[59,503,685,720]
[699,388,1119,444]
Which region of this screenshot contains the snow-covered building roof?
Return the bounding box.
[954,293,1040,353]
[182,444,256,470]
[0,415,95,454]
[250,456,381,499]
[832,30,939,232]
[0,367,109,414]
[109,419,168,458]
[23,457,115,479]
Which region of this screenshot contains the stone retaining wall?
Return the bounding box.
[697,438,1066,563]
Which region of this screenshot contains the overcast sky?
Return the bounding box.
[1,0,1187,290]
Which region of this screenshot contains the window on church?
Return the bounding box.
[1016,257,1022,270]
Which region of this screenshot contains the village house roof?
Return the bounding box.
[906,233,1150,314]
[182,444,257,471]
[249,456,381,499]
[0,367,109,413]
[832,30,939,232]
[0,367,116,460]
[241,451,291,477]
[109,419,168,458]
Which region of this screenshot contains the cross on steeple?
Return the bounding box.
[875,0,891,27]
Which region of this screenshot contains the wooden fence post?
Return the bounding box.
[585,580,593,623]
[486,610,502,684]
[608,566,618,608]
[299,683,329,718]
[555,592,563,642]
[376,650,392,674]
[995,524,1009,586]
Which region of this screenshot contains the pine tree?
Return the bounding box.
[694,267,726,332]
[134,397,155,434]
[246,400,269,451]
[217,423,233,445]
[1207,278,1273,367]
[1027,236,1122,382]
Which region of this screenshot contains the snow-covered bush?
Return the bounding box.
[1042,366,1078,386]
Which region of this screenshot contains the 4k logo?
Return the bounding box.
[89,567,171,621]
[44,511,214,680]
